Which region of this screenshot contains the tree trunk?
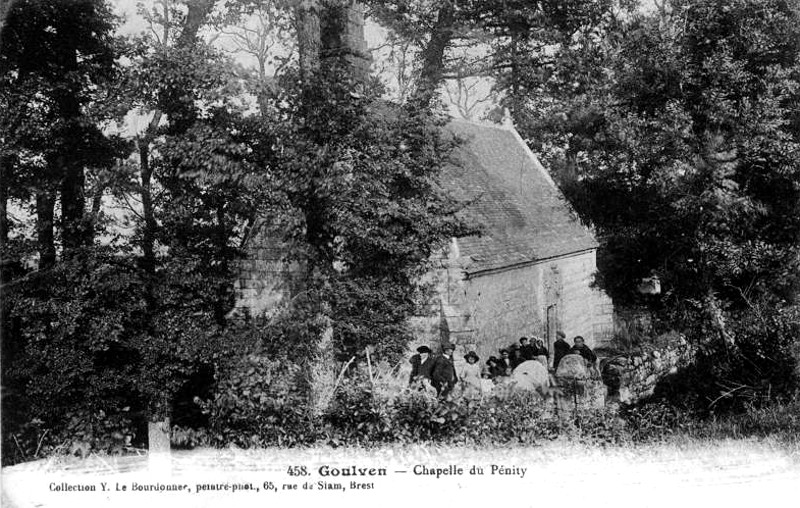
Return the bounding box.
[303,208,338,414]
[176,0,216,48]
[35,189,56,269]
[0,155,11,284]
[147,394,171,472]
[410,3,455,109]
[147,418,171,455]
[308,306,336,415]
[137,0,216,459]
[139,141,157,274]
[89,180,104,230]
[0,155,9,250]
[296,0,321,82]
[54,52,89,254]
[214,202,230,325]
[704,291,734,346]
[509,31,521,121]
[0,0,11,34]
[138,132,171,466]
[60,156,88,252]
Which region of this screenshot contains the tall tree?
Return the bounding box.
[367,0,616,111]
[517,0,800,405]
[119,0,265,452]
[2,0,262,460]
[0,0,120,265]
[243,0,471,411]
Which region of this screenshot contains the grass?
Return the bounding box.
[5,405,798,508]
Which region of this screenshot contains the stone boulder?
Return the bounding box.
[555,354,589,381]
[511,360,550,393]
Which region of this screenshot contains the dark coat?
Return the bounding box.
[418,357,434,379]
[535,344,550,359]
[553,339,571,370]
[409,354,434,383]
[487,361,505,379]
[571,344,597,365]
[496,357,512,376]
[409,354,421,383]
[431,354,458,397]
[520,345,537,361]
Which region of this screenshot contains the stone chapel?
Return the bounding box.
[408,118,614,362]
[232,1,614,363]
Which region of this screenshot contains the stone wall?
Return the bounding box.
[413,246,614,361]
[545,250,613,350]
[600,334,694,404]
[231,226,301,318]
[234,231,615,373]
[457,261,544,359]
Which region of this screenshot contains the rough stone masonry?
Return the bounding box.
[600,333,694,404]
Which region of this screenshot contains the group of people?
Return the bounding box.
[408,331,598,400]
[484,336,550,379]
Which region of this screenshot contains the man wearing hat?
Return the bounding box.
[431,343,458,399]
[409,345,434,385]
[553,331,571,371]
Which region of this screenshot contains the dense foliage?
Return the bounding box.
[175,360,800,450]
[178,359,592,448]
[1,0,468,464]
[250,63,470,363]
[2,0,799,465]
[495,0,800,407]
[0,0,123,262]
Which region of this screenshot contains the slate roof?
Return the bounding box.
[441,119,598,275]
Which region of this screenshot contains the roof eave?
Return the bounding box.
[463,246,598,280]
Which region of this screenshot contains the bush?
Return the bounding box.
[2,408,138,466]
[171,426,211,449]
[200,354,317,447]
[1,249,230,465]
[325,383,622,447]
[391,391,473,443]
[698,398,800,442]
[322,378,392,446]
[620,400,700,443]
[2,416,64,466]
[55,409,138,457]
[462,392,551,445]
[618,395,800,445]
[388,389,441,441]
[170,351,800,452]
[657,303,799,414]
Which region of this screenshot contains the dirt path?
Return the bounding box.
[3,438,799,508]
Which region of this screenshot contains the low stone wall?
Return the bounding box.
[600,334,694,404]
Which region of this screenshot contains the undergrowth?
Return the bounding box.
[7,355,799,466]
